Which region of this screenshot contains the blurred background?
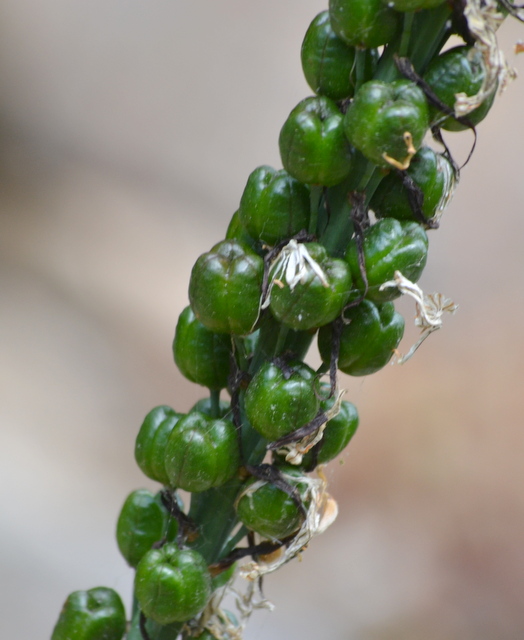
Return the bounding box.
[1,1,524,638]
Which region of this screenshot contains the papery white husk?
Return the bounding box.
[456,0,517,117]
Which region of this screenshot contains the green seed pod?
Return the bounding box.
[173,305,232,390]
[301,384,359,467]
[345,218,429,303]
[382,0,445,11]
[225,209,259,251]
[164,411,240,492]
[51,587,126,640]
[116,489,179,568]
[424,45,496,132]
[135,406,183,485]
[236,467,309,540]
[268,242,352,331]
[279,96,354,186]
[329,0,401,49]
[344,80,429,169]
[244,360,320,442]
[301,11,359,101]
[370,146,455,223]
[318,299,404,376]
[135,544,211,625]
[189,239,264,335]
[239,166,310,246]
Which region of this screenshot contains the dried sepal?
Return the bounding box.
[261,240,329,311]
[379,270,457,363]
[457,0,517,117]
[275,389,346,465]
[239,471,337,580]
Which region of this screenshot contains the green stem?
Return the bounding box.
[375,3,452,81]
[354,48,370,92]
[321,158,379,256]
[272,324,290,358]
[407,4,453,73]
[309,185,323,236]
[398,12,415,58]
[362,167,384,208]
[248,314,311,372]
[320,174,356,256]
[127,610,183,640]
[127,610,143,640]
[188,479,244,563]
[209,389,221,419]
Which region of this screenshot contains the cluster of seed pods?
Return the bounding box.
[51,1,519,638]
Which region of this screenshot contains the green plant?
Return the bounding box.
[51,1,523,639]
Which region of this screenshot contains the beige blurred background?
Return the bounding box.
[1,2,524,638]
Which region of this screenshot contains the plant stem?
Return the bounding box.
[399,12,415,58]
[354,49,370,92]
[188,480,244,563]
[272,324,290,358]
[209,389,221,419]
[375,3,452,81]
[408,4,453,73]
[309,185,323,236]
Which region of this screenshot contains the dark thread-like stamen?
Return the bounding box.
[208,533,298,573]
[271,355,297,380]
[268,410,327,450]
[245,463,307,518]
[160,489,198,545]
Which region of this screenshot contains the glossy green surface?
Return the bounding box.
[370,146,455,222]
[225,209,259,251]
[329,0,400,48]
[51,587,126,640]
[239,166,310,245]
[301,384,359,467]
[116,489,178,568]
[424,45,495,131]
[189,240,264,335]
[135,406,182,485]
[268,242,352,330]
[301,11,358,101]
[345,218,428,303]
[236,468,308,540]
[279,96,354,186]
[384,0,445,11]
[244,360,320,441]
[164,411,240,492]
[173,306,232,390]
[344,80,429,168]
[116,490,165,567]
[135,545,211,625]
[318,299,405,376]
